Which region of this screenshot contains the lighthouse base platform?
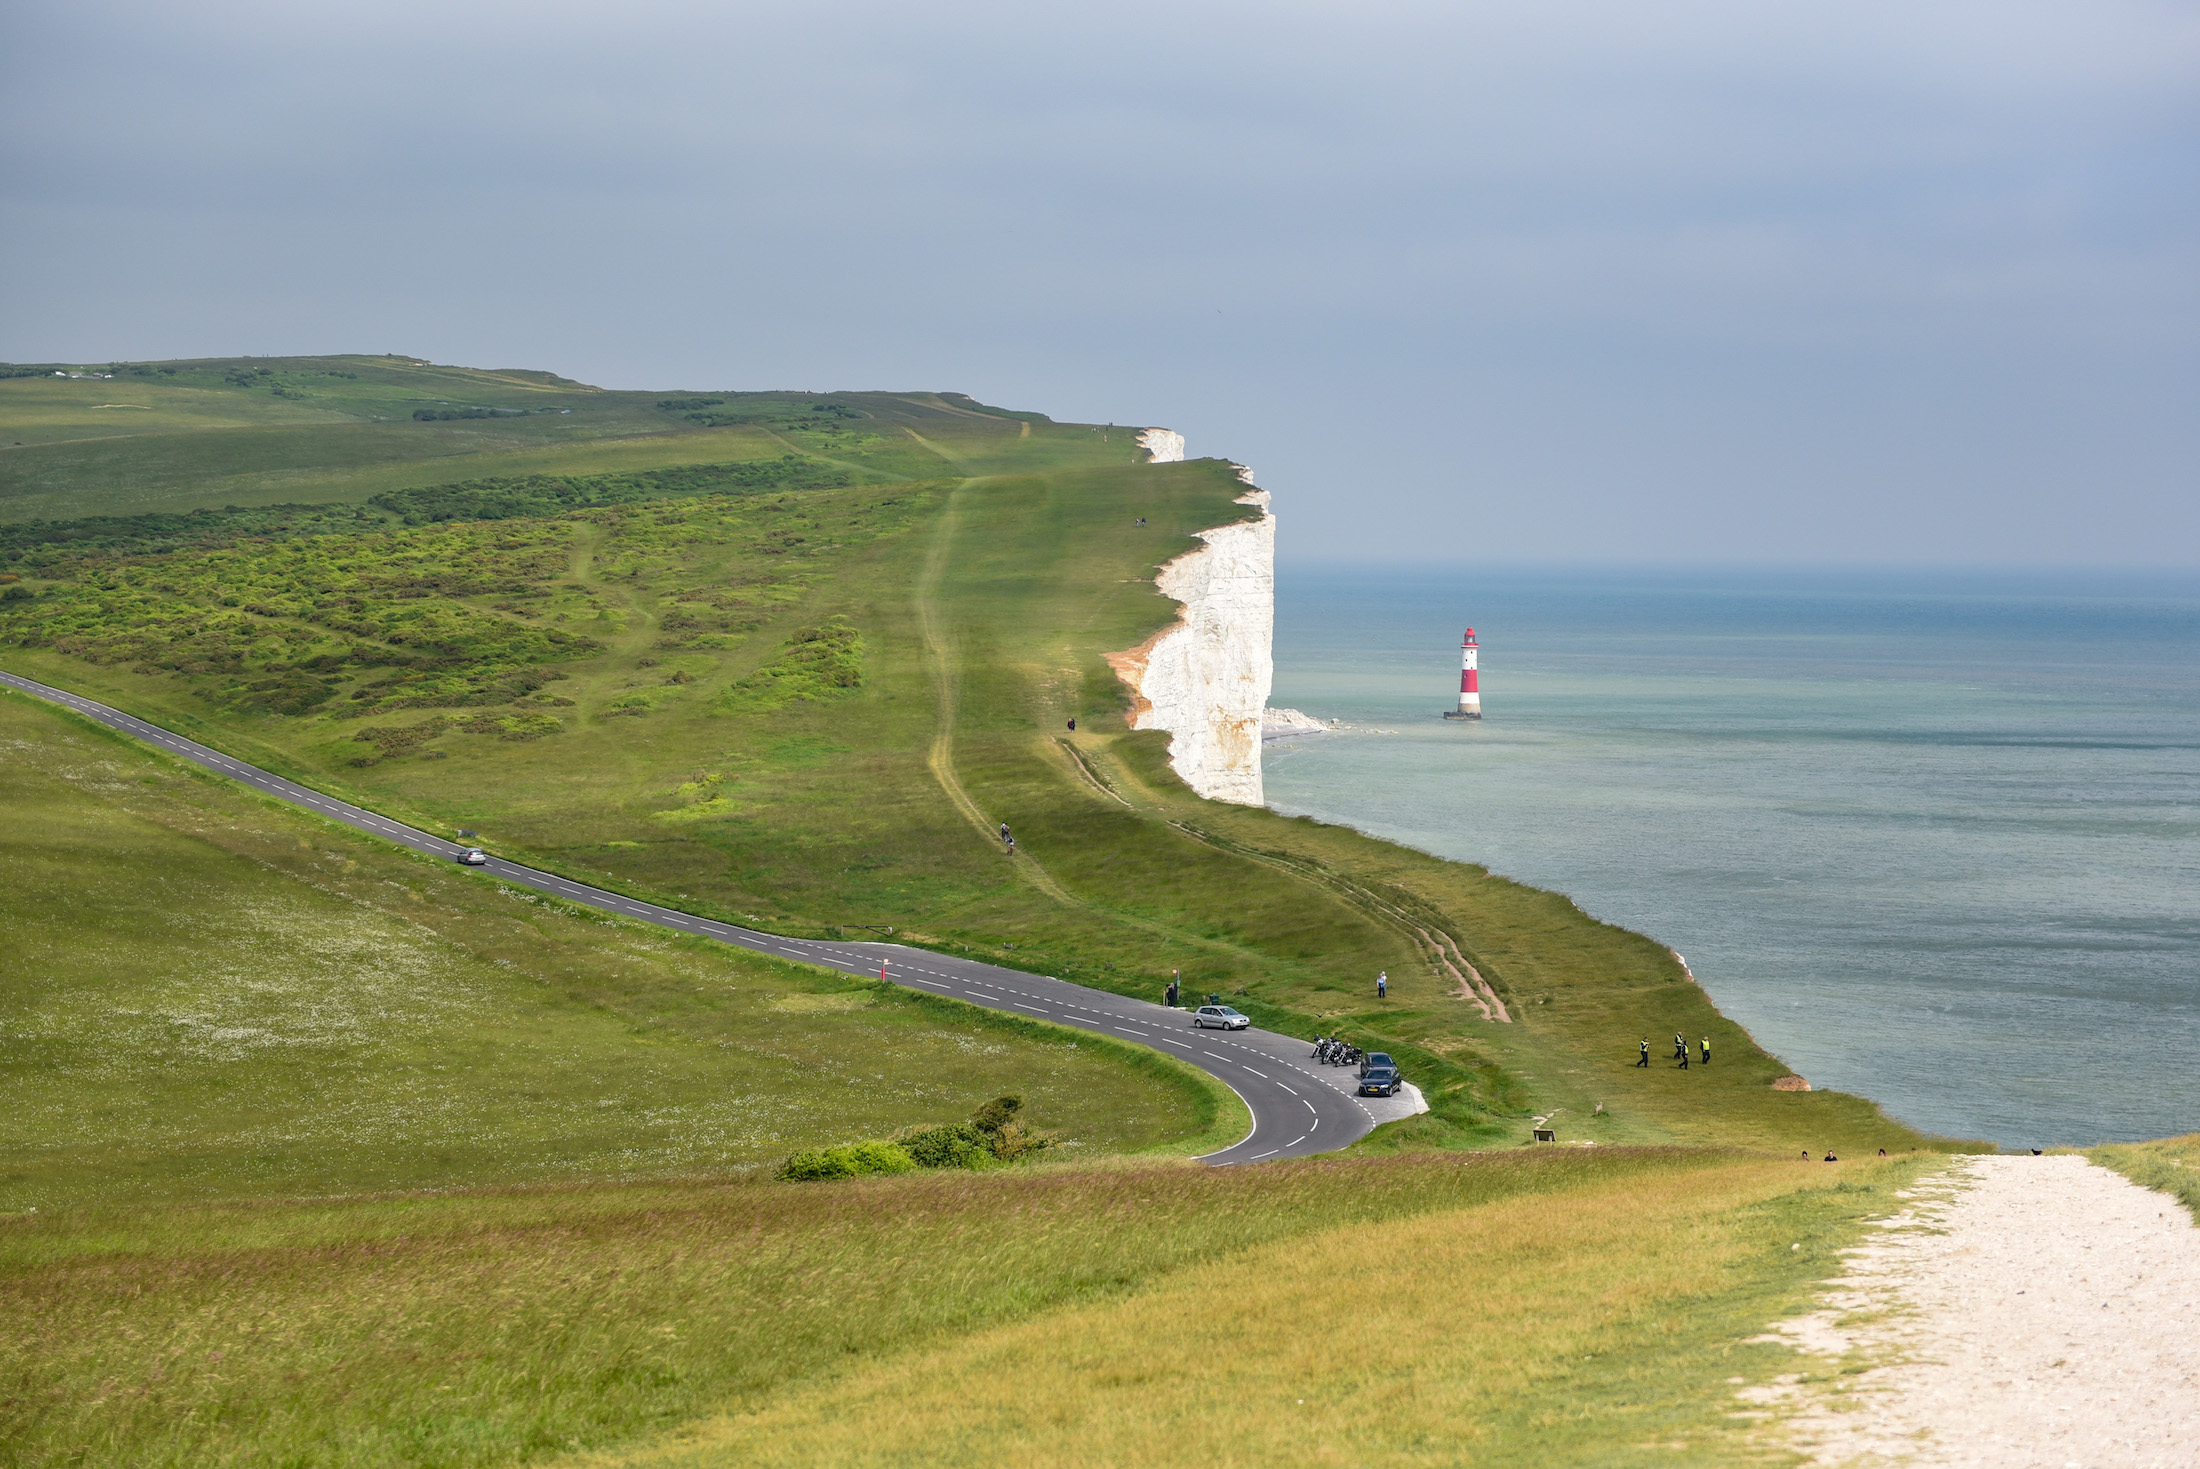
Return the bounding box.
[1442,710,1482,721]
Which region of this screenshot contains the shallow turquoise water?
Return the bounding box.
[1266,566,2200,1148]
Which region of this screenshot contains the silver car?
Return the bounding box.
[1192,1004,1249,1031]
[456,847,489,866]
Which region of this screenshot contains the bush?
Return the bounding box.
[780,1098,1055,1182]
[898,1123,995,1170]
[776,1140,916,1181]
[971,1095,1023,1134]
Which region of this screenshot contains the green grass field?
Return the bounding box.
[1,1148,1932,1469]
[1,354,2000,1467]
[0,692,1230,1212]
[0,368,1954,1158]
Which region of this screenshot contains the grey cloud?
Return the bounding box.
[2,0,2195,562]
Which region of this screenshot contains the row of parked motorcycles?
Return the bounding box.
[1310,1036,1362,1067]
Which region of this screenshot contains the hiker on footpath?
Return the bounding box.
[1637,1037,1651,1067]
[1377,971,1387,999]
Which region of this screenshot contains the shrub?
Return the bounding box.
[780,1098,1056,1182]
[716,617,862,713]
[776,1140,917,1181]
[898,1124,995,1171]
[971,1095,1023,1134]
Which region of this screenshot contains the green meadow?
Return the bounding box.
[0,694,1227,1213]
[2,1147,1931,1469]
[1,355,1995,1467]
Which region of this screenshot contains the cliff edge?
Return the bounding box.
[1108,444,1274,806]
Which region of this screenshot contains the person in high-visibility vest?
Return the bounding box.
[1637,1038,1651,1068]
[1700,1036,1711,1067]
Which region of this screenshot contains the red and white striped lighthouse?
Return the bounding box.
[1442,628,1481,720]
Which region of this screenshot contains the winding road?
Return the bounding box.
[1,670,1402,1165]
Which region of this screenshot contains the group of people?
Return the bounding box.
[1637,1032,1711,1068]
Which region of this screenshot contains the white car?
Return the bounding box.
[456,847,489,866]
[1192,1004,1249,1030]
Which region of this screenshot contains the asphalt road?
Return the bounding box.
[2,670,1389,1165]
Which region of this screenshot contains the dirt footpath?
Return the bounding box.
[1758,1154,2200,1468]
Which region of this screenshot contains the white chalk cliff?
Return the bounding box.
[1135,428,1186,463]
[1107,440,1274,806]
[1261,707,1331,741]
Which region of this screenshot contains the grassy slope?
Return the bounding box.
[594,1154,1929,1469]
[0,693,1230,1212]
[2090,1133,2200,1219]
[0,355,1981,1467]
[1,1149,1928,1469]
[0,357,1955,1158]
[0,356,1137,522]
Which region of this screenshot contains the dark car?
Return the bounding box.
[1358,1064,1403,1098]
[1357,1051,1395,1078]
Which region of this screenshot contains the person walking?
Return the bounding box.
[1066,717,1076,732]
[1699,1036,1711,1067]
[1000,822,1011,843]
[1636,1037,1651,1068]
[1377,970,1388,999]
[1676,1043,1689,1070]
[1673,1032,1687,1061]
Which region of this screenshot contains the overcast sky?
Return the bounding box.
[5,1,2195,564]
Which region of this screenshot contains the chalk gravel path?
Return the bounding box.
[1753,1155,2200,1467]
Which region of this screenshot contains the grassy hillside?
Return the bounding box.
[0,357,1952,1158]
[1,354,1984,1468]
[0,356,1141,524]
[0,692,1229,1211]
[1,1148,1928,1469]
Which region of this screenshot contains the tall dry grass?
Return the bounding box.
[578,1156,1923,1469]
[3,1150,1743,1467]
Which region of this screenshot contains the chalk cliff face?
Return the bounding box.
[1135,428,1186,463]
[1107,448,1274,806]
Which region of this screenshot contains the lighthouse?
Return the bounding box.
[1442,629,1481,720]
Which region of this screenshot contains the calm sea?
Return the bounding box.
[1266,565,2200,1148]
